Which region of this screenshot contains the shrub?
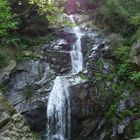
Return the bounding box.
[133,119,140,138]
[0,0,17,37]
[130,71,140,87]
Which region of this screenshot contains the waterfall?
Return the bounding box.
[69,15,83,74]
[46,15,83,140]
[46,76,71,140]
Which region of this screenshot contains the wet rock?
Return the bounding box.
[53,39,70,51]
[42,36,72,74]
[81,34,96,57]
[44,49,71,74]
[43,38,71,52]
[55,31,76,46]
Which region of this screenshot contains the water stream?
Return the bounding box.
[46,15,84,140]
[69,15,84,74]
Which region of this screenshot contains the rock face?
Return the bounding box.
[42,35,76,74]
[0,94,33,140]
[2,25,76,134]
[2,24,76,134]
[5,60,56,132]
[130,42,140,67]
[68,14,138,140]
[1,14,139,140]
[70,37,137,139]
[0,60,16,84]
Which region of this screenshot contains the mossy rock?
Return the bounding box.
[0,94,15,114]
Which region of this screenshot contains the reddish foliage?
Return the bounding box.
[66,0,77,14]
[66,0,96,14]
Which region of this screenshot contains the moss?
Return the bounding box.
[0,84,7,93]
[0,95,15,114]
[24,87,34,102]
[121,109,133,118]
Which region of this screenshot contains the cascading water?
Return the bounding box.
[46,15,84,140]
[46,76,71,140]
[69,15,83,74]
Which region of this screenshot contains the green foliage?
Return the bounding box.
[92,0,140,40]
[106,0,140,26]
[29,34,54,46]
[114,45,140,87]
[118,63,131,79]
[29,0,67,26]
[91,1,140,138]
[114,46,130,61]
[106,104,118,124]
[130,71,140,87]
[0,32,54,68]
[107,33,124,48]
[133,119,140,138]
[0,0,68,69]
[0,0,17,37]
[121,109,133,118]
[79,72,89,80]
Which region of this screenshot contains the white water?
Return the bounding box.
[69,15,84,74]
[46,15,84,140]
[46,76,71,140]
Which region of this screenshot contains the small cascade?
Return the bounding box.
[69,15,84,74]
[46,15,84,140]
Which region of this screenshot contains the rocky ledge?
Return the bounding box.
[0,93,34,140]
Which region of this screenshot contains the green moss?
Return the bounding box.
[121,109,133,118]
[0,95,15,114]
[0,83,7,93]
[133,119,140,138]
[24,87,34,101]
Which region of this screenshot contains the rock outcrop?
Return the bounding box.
[0,94,33,140]
[0,60,16,84]
[68,14,139,140]
[5,60,56,132]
